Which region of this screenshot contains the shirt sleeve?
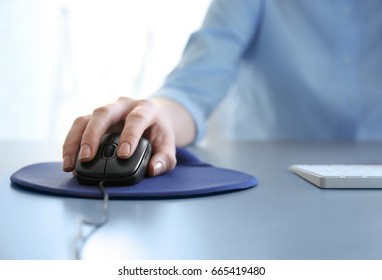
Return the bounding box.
[153,0,264,143]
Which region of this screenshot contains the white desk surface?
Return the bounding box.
[2,140,382,260]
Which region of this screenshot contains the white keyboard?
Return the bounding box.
[290,164,382,189]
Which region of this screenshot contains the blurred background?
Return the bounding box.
[1,0,211,141]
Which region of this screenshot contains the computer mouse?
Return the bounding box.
[75,133,152,186]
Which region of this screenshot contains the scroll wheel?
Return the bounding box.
[103,144,116,158]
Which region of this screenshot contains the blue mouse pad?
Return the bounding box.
[10,148,258,199]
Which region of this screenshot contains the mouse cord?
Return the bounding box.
[75,181,109,260]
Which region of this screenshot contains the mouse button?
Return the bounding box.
[105,156,140,177]
[135,137,150,154]
[75,158,106,178]
[102,144,117,159]
[104,138,149,177]
[124,138,149,170]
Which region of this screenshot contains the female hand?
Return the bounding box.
[62,96,183,177]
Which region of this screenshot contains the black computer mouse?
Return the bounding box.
[75,133,152,186]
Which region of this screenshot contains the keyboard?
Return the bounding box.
[289,164,382,189]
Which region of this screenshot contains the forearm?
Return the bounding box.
[151,97,196,146]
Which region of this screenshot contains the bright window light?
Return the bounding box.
[0,0,211,141]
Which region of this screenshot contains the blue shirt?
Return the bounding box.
[154,0,382,142]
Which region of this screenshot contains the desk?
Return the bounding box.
[1,140,382,260]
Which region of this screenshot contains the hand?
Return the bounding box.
[62,97,177,177]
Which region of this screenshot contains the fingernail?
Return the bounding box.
[62,155,72,171]
[153,161,164,176]
[118,142,131,157]
[79,144,91,160]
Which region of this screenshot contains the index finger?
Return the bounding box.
[79,99,136,162]
[62,114,90,171]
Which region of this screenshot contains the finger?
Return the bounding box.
[146,120,177,177]
[118,99,157,158]
[148,147,177,177]
[62,115,90,172]
[80,98,136,162]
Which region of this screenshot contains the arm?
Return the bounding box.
[155,0,264,141]
[62,0,263,176]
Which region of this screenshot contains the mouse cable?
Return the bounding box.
[75,180,109,260]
